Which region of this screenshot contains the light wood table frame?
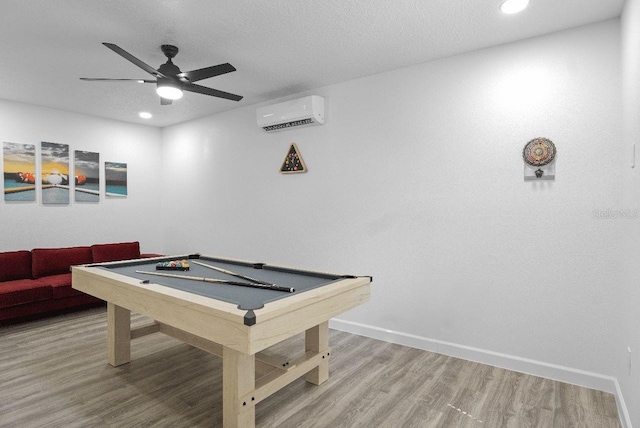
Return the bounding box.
[72,255,371,428]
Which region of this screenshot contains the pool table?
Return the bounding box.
[72,254,371,428]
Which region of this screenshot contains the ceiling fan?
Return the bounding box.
[80,43,243,105]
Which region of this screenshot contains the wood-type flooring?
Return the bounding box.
[0,307,621,427]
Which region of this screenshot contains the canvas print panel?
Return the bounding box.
[74,150,100,202]
[105,162,127,197]
[41,141,70,204]
[3,142,36,202]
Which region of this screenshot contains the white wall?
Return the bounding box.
[620,0,640,425]
[161,17,626,400]
[0,99,163,253]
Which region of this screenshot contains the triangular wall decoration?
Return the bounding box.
[280,143,307,174]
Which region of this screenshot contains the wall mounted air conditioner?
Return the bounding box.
[257,95,324,133]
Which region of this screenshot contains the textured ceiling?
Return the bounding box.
[0,0,625,128]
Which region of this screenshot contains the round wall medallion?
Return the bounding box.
[523,137,556,167]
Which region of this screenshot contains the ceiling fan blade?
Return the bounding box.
[102,43,165,78]
[161,97,173,106]
[80,78,155,83]
[184,83,243,101]
[179,63,236,82]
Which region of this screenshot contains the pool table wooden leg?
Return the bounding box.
[304,321,330,385]
[223,346,255,428]
[107,302,130,367]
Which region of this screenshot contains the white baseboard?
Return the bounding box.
[329,318,632,428]
[614,380,634,428]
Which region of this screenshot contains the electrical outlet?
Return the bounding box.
[628,347,632,376]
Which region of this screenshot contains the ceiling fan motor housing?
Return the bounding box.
[161,44,179,59]
[158,61,182,77]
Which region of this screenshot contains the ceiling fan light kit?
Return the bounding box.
[500,0,530,14]
[156,81,183,100]
[80,43,242,105]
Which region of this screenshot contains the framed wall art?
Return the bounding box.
[105,161,127,197]
[3,142,36,202]
[41,141,70,204]
[74,150,100,202]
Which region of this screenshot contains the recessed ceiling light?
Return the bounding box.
[139,112,152,119]
[500,0,529,14]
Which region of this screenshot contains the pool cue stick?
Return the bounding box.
[135,270,295,293]
[190,260,276,286]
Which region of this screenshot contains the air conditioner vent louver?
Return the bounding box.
[263,118,316,132]
[257,96,324,133]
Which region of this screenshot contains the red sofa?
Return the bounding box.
[0,241,157,322]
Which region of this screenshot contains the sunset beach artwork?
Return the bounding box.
[3,142,36,202]
[41,141,70,204]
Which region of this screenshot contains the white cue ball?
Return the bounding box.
[48,174,63,185]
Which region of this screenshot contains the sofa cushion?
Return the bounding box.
[0,250,33,282]
[0,279,52,309]
[46,273,83,298]
[47,273,71,288]
[32,246,93,279]
[91,241,141,263]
